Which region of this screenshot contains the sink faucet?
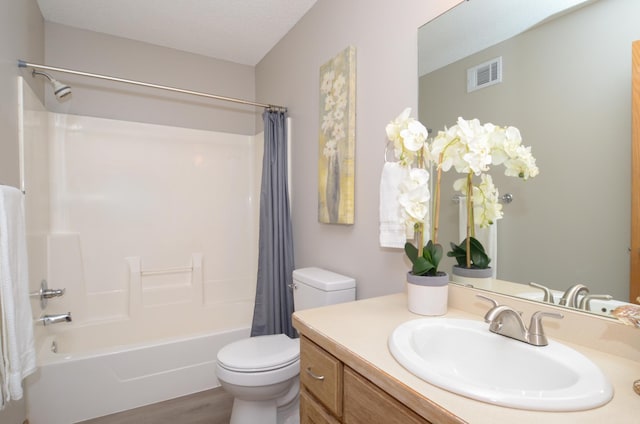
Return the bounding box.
[559,284,589,308]
[477,295,563,346]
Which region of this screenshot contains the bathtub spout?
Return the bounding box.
[39,312,72,325]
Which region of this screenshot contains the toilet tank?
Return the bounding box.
[292,267,356,311]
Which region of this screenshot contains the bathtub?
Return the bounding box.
[25,323,250,424]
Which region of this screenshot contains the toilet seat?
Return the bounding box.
[217,334,300,372]
[216,335,300,387]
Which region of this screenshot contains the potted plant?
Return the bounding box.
[386,108,448,316]
[429,117,539,279]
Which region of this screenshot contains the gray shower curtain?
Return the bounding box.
[250,109,296,338]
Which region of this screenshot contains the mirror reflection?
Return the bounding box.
[418,0,640,317]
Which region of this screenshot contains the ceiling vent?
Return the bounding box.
[467,57,502,93]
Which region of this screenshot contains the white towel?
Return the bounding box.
[458,197,497,277]
[0,185,36,408]
[379,162,410,248]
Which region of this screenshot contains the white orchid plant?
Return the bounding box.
[386,108,443,276]
[386,110,539,275]
[431,116,539,269]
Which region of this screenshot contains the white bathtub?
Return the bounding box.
[25,324,250,424]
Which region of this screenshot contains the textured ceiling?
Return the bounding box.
[36,0,317,66]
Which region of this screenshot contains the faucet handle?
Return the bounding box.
[578,294,613,311]
[476,294,499,307]
[528,311,564,346]
[528,282,555,303]
[476,295,500,323]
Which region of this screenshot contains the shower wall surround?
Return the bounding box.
[23,79,263,328]
[44,113,261,324]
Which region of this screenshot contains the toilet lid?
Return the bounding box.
[217,334,300,372]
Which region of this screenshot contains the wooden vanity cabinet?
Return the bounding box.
[300,336,432,424]
[300,335,343,419]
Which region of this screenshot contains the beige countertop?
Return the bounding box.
[293,288,640,424]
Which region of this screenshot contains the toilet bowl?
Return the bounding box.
[216,334,300,424]
[216,267,356,424]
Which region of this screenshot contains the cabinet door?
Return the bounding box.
[343,367,431,424]
[300,336,343,417]
[300,388,341,424]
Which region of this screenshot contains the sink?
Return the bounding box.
[388,318,613,411]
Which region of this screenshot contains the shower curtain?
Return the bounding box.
[250,109,295,338]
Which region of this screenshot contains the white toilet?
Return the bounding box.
[216,267,356,424]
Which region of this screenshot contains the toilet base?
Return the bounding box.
[224,378,300,424]
[277,395,300,424]
[229,396,299,424]
[230,398,277,424]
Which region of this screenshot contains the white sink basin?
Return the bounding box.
[388,318,613,411]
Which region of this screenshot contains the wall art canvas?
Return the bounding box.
[318,46,356,224]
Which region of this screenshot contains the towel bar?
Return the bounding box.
[140,265,193,276]
[452,193,513,204]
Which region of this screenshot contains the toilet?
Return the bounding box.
[215,267,356,424]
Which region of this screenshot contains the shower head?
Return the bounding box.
[32,69,72,100]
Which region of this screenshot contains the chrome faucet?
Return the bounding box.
[477,295,563,346]
[39,312,72,326]
[559,284,589,308]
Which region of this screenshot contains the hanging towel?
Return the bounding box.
[458,197,498,277]
[379,162,410,248]
[0,185,36,409]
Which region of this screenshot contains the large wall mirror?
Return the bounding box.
[418,0,640,317]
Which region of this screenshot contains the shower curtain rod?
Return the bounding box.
[18,60,287,111]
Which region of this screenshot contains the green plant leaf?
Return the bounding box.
[424,240,442,265]
[412,256,435,275]
[404,242,418,263]
[446,237,491,268]
[469,237,487,254]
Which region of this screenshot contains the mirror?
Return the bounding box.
[418,0,640,317]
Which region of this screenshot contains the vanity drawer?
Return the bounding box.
[343,367,431,424]
[300,388,341,424]
[300,336,343,417]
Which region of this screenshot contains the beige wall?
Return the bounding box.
[420,0,640,300]
[0,0,44,189]
[42,22,257,135]
[0,0,43,422]
[256,0,462,299]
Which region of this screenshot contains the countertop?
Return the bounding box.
[292,290,640,424]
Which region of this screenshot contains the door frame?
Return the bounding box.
[631,40,639,303]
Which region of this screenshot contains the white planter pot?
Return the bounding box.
[451,265,493,289]
[406,272,449,316]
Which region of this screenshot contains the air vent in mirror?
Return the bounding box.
[467,57,502,93]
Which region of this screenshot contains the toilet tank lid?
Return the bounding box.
[293,267,355,291]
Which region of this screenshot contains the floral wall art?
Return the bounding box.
[318,46,356,224]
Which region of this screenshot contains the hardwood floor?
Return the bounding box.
[77,388,233,424]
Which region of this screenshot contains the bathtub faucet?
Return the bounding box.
[39,312,72,325]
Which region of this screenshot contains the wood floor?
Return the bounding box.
[77,388,233,424]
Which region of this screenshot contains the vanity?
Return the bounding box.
[293,284,640,424]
